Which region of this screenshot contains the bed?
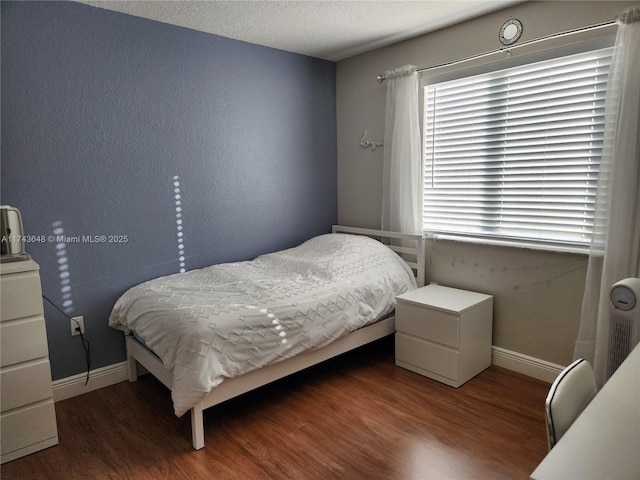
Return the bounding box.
[109,225,425,449]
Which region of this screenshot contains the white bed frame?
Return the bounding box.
[124,225,425,449]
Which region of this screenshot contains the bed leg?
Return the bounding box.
[191,403,205,450]
[126,341,138,383]
[127,355,138,383]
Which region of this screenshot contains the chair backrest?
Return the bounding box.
[545,358,598,450]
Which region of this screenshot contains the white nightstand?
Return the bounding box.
[395,283,493,388]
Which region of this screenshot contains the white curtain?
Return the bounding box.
[574,6,640,387]
[382,65,421,234]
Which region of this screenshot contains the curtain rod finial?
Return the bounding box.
[377,74,385,83]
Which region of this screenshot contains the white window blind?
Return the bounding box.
[423,47,613,249]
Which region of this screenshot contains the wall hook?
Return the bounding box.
[360,131,383,150]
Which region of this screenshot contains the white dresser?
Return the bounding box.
[1,259,58,464]
[395,284,493,387]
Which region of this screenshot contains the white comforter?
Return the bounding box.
[109,233,417,416]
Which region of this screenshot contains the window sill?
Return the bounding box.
[424,233,590,256]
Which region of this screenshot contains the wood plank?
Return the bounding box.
[0,338,549,479]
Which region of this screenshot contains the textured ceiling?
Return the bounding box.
[77,1,521,61]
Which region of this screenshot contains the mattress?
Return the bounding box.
[109,233,417,416]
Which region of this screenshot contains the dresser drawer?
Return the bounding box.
[0,317,49,367]
[1,359,54,412]
[395,333,459,381]
[396,301,459,348]
[0,270,43,321]
[0,400,58,457]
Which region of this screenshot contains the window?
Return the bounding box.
[422,47,613,251]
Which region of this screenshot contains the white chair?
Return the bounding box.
[545,358,598,450]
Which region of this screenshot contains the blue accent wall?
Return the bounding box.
[1,1,337,379]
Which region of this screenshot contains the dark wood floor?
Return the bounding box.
[2,338,550,480]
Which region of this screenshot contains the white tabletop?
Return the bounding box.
[396,283,492,314]
[530,342,640,480]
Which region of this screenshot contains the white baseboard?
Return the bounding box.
[52,346,563,402]
[52,361,129,402]
[491,346,563,383]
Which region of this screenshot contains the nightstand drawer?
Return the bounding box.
[395,333,459,381]
[396,301,459,348]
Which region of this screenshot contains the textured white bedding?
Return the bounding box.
[109,233,417,416]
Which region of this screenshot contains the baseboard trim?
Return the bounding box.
[53,346,563,401]
[491,346,563,383]
[52,361,129,402]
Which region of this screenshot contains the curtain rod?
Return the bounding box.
[376,20,617,83]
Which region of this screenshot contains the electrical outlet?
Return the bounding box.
[71,316,85,336]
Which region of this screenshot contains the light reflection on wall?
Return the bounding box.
[52,220,74,314]
[173,175,186,273]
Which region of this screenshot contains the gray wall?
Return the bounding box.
[1,1,337,379]
[337,1,635,365]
